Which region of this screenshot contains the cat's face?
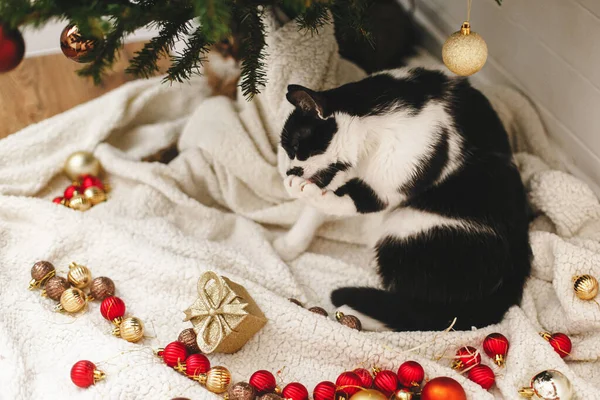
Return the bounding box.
[280,85,340,180]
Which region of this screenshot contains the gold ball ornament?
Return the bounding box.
[60,24,97,63]
[64,151,101,181]
[573,274,598,300]
[197,366,231,394]
[67,262,92,289]
[112,316,145,342]
[349,389,388,400]
[442,22,487,76]
[42,276,71,301]
[391,389,414,400]
[57,287,87,313]
[68,194,92,211]
[83,186,107,206]
[29,261,56,289]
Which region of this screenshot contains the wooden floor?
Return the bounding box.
[0,42,167,140]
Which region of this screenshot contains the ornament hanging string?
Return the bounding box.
[467,0,472,22]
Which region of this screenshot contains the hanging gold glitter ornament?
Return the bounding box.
[196,366,231,394]
[112,316,145,342]
[57,287,87,313]
[64,151,101,181]
[83,186,107,206]
[67,262,92,289]
[573,274,599,300]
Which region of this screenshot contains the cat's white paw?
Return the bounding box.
[273,236,307,261]
[284,176,324,199]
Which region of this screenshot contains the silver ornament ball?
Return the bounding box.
[531,370,573,400]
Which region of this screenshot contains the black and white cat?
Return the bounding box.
[274,68,532,332]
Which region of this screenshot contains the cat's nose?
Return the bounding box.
[286,167,304,177]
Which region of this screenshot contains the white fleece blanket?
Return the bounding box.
[1,16,599,400]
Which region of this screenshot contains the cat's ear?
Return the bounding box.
[286,85,327,119]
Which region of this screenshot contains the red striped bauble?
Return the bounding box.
[353,368,374,388]
[336,371,363,396]
[184,354,210,378]
[397,361,424,387]
[249,370,277,394]
[70,360,104,388]
[160,341,188,367]
[468,365,495,390]
[544,332,572,358]
[314,381,337,400]
[452,346,481,370]
[373,370,399,397]
[64,185,81,199]
[53,196,63,204]
[282,382,309,400]
[482,333,509,367]
[82,175,105,191]
[99,296,126,322]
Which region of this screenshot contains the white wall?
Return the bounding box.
[400,0,600,193]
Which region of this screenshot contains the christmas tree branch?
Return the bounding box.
[237,5,267,99]
[164,24,211,83]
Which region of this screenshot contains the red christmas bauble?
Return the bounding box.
[0,24,25,73]
[161,341,188,367]
[249,370,277,394]
[82,175,104,191]
[482,333,509,367]
[421,377,466,400]
[313,381,337,400]
[452,346,481,370]
[64,185,82,200]
[397,361,424,387]
[353,368,374,388]
[282,382,309,400]
[546,332,572,358]
[468,365,495,390]
[373,370,398,396]
[336,371,363,396]
[184,354,210,378]
[99,296,126,322]
[70,360,104,388]
[53,197,64,204]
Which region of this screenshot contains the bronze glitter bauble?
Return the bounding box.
[58,287,87,313]
[178,328,201,354]
[64,151,101,181]
[573,274,599,300]
[228,382,257,400]
[83,186,107,206]
[60,25,97,63]
[338,314,362,331]
[67,262,92,289]
[89,277,115,301]
[442,22,487,76]
[308,306,328,317]
[288,298,304,307]
[197,366,231,394]
[42,276,71,301]
[29,261,56,289]
[259,394,283,400]
[113,317,144,343]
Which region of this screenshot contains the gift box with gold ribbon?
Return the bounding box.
[183,271,267,354]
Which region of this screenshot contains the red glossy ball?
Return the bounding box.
[64,185,82,199]
[313,381,337,400]
[0,25,25,73]
[453,346,481,370]
[548,332,572,358]
[421,377,466,400]
[353,368,374,388]
[70,360,99,388]
[468,365,495,390]
[161,341,188,367]
[53,197,64,204]
[397,361,425,387]
[483,333,509,366]
[336,371,363,396]
[282,382,309,400]
[249,370,277,394]
[99,296,126,321]
[82,175,104,190]
[373,370,398,396]
[184,353,210,378]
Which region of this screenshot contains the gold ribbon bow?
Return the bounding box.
[183,271,248,353]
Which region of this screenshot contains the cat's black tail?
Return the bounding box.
[331,286,520,332]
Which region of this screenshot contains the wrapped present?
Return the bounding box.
[183,271,267,354]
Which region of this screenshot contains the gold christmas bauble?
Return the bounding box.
[112,316,145,343]
[67,262,92,289]
[391,389,414,400]
[83,186,107,206]
[573,274,599,300]
[58,287,87,313]
[197,366,231,394]
[60,24,97,63]
[442,22,487,76]
[64,151,101,181]
[68,194,92,211]
[349,389,388,400]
